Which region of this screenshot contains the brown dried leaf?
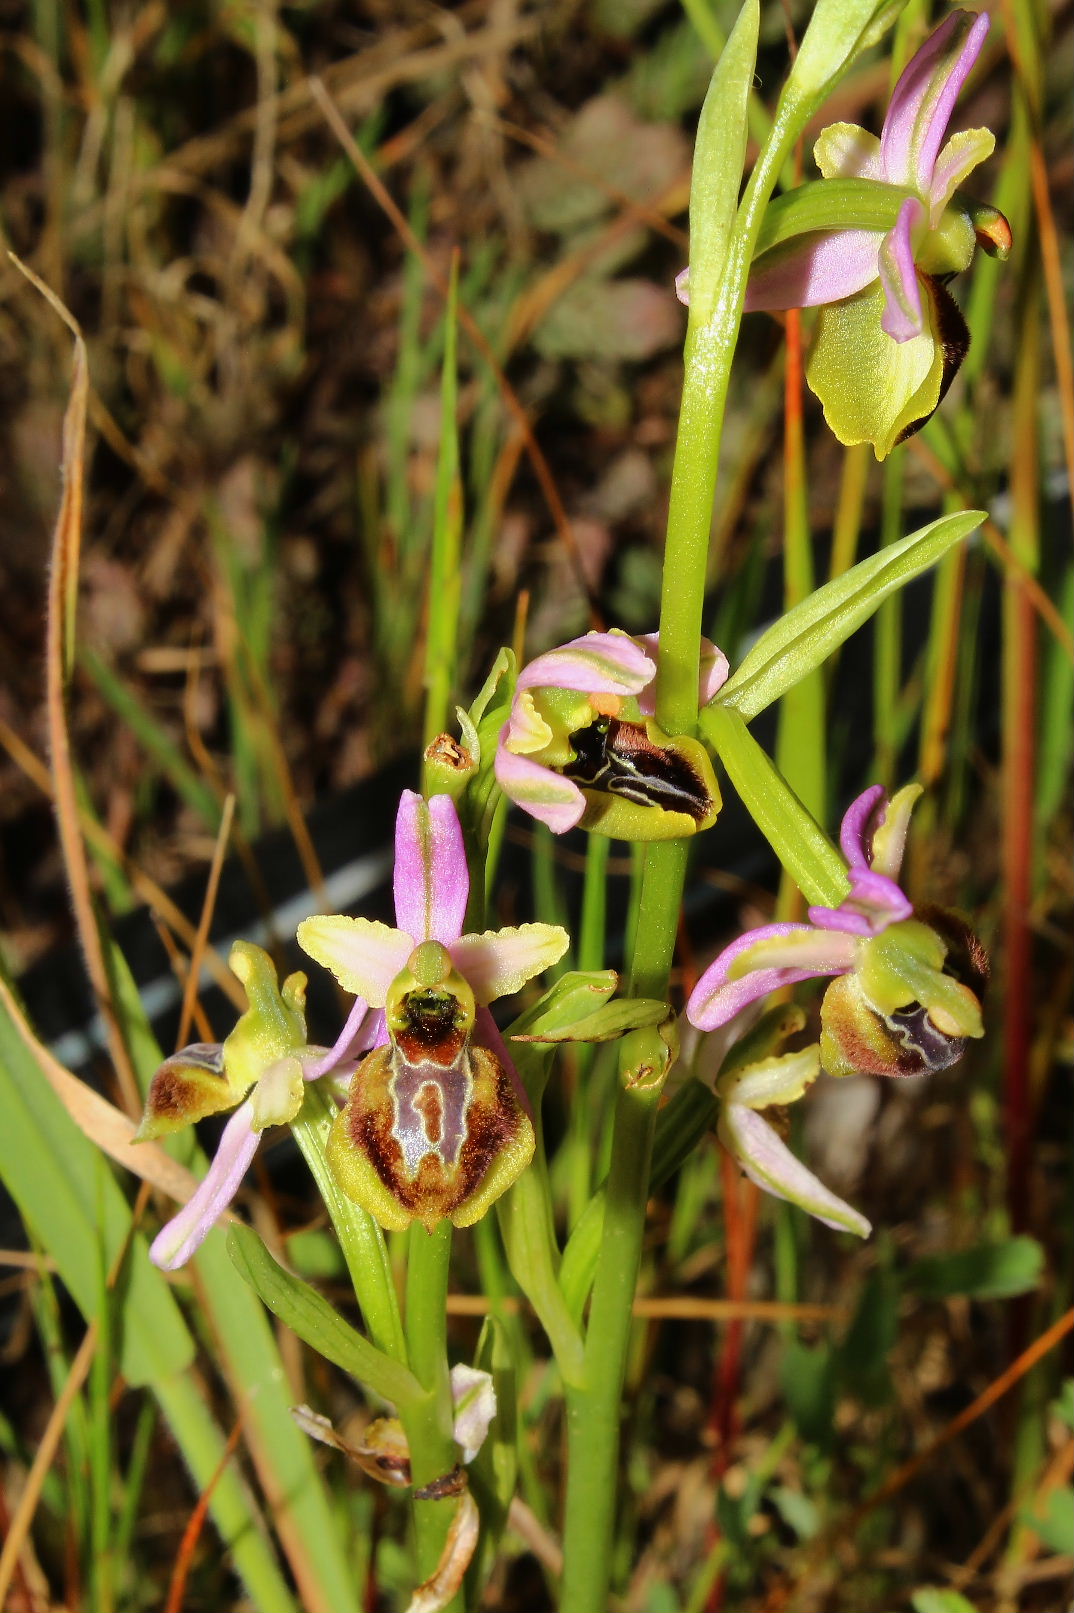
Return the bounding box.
[404,1491,480,1613]
[0,975,201,1206]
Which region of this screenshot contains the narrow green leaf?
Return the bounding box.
[718,511,985,720]
[780,1338,836,1448]
[686,0,759,326]
[0,997,191,1386]
[780,0,906,121]
[904,1236,1045,1301]
[79,646,221,828]
[227,1224,423,1407]
[768,1484,820,1541]
[496,1165,585,1386]
[506,970,619,1039]
[512,996,668,1044]
[0,990,299,1613]
[153,1372,299,1613]
[911,1590,981,1613]
[701,707,848,906]
[1053,1381,1074,1431]
[1036,561,1074,825]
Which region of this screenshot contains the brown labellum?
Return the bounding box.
[564,716,713,822]
[136,1043,231,1140]
[821,970,973,1081]
[328,998,536,1231]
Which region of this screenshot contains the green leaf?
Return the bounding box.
[701,706,848,906]
[0,982,301,1613]
[779,0,906,121]
[79,646,222,829]
[1019,1486,1074,1555]
[496,1168,585,1387]
[754,178,913,260]
[650,1078,720,1185]
[0,995,191,1387]
[718,510,986,720]
[768,1484,820,1541]
[227,1224,423,1408]
[836,1268,899,1405]
[533,277,682,361]
[512,995,669,1044]
[911,1590,981,1613]
[904,1237,1045,1301]
[686,0,759,326]
[1052,1380,1074,1430]
[506,969,619,1038]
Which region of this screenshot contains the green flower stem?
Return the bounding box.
[568,833,610,1225]
[401,1220,460,1591]
[559,843,685,1611]
[873,451,906,788]
[556,15,858,1593]
[655,149,802,728]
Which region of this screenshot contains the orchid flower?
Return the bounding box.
[494,630,727,838]
[137,941,367,1270]
[689,786,987,1236]
[714,1007,872,1238]
[687,783,987,1076]
[298,791,569,1230]
[679,11,1010,458]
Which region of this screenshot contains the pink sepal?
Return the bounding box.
[838,784,887,866]
[493,742,587,833]
[303,997,377,1079]
[686,923,855,1032]
[149,1100,260,1270]
[881,10,990,194]
[722,1105,872,1236]
[394,791,469,947]
[632,631,729,712]
[809,867,912,937]
[746,230,884,312]
[514,632,655,698]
